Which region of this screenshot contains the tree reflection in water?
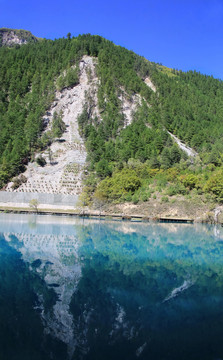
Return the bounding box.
[0,214,223,360]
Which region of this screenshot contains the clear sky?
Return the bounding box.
[0,0,222,79]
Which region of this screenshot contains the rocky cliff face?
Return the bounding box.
[0,28,38,47]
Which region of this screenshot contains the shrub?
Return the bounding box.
[95,168,141,202]
[166,168,178,181]
[203,171,223,202]
[141,192,151,202]
[132,193,139,204]
[123,192,132,202]
[180,174,198,190]
[166,185,179,196]
[20,174,27,183]
[39,131,53,149]
[11,174,27,190]
[147,168,160,178]
[36,156,46,167]
[154,171,168,188]
[12,177,22,189]
[174,183,189,195]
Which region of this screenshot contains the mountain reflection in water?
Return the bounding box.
[0,213,223,360]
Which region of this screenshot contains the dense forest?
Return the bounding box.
[0,32,223,203]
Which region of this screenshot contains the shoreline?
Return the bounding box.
[0,196,222,224]
[0,204,212,224]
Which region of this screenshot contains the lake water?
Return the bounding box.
[0,213,223,360]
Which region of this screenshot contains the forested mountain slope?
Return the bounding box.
[0,33,223,205]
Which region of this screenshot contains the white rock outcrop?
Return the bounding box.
[144,77,156,92]
[118,89,142,127]
[167,131,198,158]
[0,29,37,46]
[6,56,99,196]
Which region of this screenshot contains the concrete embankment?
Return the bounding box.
[0,191,78,210]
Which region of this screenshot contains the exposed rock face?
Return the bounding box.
[118,89,142,127]
[6,55,144,199]
[144,77,156,92]
[167,131,198,158]
[0,28,38,47]
[6,56,96,196]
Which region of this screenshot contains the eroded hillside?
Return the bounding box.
[6,57,94,195]
[5,55,142,198]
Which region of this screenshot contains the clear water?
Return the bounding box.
[0,213,223,360]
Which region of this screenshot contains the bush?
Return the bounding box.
[180,174,198,190]
[123,192,132,202]
[203,171,223,202]
[166,185,179,196]
[20,174,27,183]
[176,183,189,195]
[154,171,168,188]
[12,177,22,190]
[11,174,27,190]
[36,156,46,167]
[95,168,141,202]
[140,192,151,202]
[166,168,178,181]
[132,193,139,204]
[39,131,53,149]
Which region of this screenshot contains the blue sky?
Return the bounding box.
[1,0,223,79]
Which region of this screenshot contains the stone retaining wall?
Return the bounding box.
[0,191,78,207]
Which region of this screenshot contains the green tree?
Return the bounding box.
[52,111,66,138]
[160,148,171,169]
[29,199,39,212]
[204,171,223,201]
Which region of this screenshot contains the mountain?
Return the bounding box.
[0,31,222,216]
[0,28,39,47]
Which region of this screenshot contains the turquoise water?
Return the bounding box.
[0,214,223,360]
